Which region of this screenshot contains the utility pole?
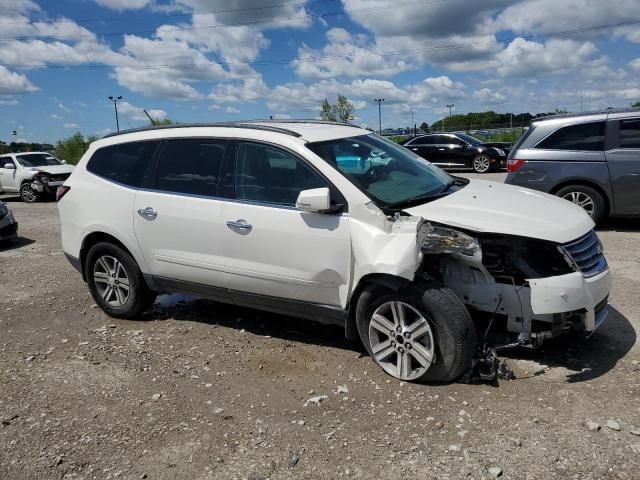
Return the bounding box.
[580,95,583,113]
[374,98,385,135]
[109,95,123,132]
[444,104,454,132]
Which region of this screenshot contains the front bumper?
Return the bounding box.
[529,268,611,333]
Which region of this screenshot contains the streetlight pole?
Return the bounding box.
[374,98,385,135]
[109,95,123,132]
[445,104,455,133]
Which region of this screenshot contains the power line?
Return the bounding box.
[0,0,338,26]
[0,0,450,41]
[1,19,637,70]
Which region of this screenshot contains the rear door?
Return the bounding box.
[406,135,440,163]
[133,138,233,295]
[605,117,640,214]
[218,141,351,307]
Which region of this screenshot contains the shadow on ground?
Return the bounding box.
[598,217,640,233]
[0,236,35,251]
[500,306,635,383]
[141,294,634,384]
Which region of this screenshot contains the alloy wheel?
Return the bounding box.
[368,301,436,381]
[472,155,491,173]
[562,191,595,216]
[93,255,131,307]
[20,184,37,202]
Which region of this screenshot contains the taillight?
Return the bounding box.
[56,185,71,202]
[507,159,525,172]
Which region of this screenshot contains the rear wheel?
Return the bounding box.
[86,242,156,318]
[556,184,606,224]
[20,183,38,203]
[471,154,492,173]
[356,280,476,382]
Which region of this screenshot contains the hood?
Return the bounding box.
[26,164,74,175]
[405,179,594,243]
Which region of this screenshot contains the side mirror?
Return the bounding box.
[61,159,67,164]
[296,187,331,213]
[3,163,15,170]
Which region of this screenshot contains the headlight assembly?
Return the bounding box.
[419,223,481,258]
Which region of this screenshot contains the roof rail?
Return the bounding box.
[243,118,358,127]
[533,107,640,122]
[101,122,303,139]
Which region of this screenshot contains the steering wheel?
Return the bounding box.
[364,164,391,185]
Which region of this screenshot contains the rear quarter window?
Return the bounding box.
[87,140,161,188]
[536,121,605,151]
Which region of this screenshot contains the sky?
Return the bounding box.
[0,0,639,143]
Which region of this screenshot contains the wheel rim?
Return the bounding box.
[473,155,491,173]
[21,185,36,202]
[368,301,436,381]
[93,255,130,307]
[562,191,595,216]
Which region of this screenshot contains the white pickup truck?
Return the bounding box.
[0,152,74,202]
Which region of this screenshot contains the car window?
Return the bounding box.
[235,142,326,206]
[155,139,228,197]
[1,158,15,168]
[619,119,640,149]
[448,136,466,146]
[413,136,435,145]
[16,153,61,167]
[87,140,161,188]
[536,121,605,151]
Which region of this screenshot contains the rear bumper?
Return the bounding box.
[0,213,18,240]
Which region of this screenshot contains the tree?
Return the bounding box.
[53,132,98,165]
[320,98,335,121]
[149,118,176,126]
[632,101,640,108]
[419,122,430,132]
[319,95,355,123]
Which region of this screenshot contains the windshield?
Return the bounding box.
[16,153,61,167]
[307,134,455,207]
[455,133,483,146]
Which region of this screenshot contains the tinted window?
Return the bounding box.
[619,119,640,149]
[536,122,605,151]
[155,139,228,197]
[16,153,61,167]
[88,141,160,187]
[235,142,326,206]
[416,136,436,145]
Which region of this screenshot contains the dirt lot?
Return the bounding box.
[1,172,639,480]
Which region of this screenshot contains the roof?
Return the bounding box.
[101,120,370,143]
[0,151,52,156]
[533,107,640,123]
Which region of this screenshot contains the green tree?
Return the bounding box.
[632,101,640,108]
[53,132,98,165]
[419,122,430,132]
[319,95,355,123]
[320,98,335,121]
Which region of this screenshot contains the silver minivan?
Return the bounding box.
[505,108,640,223]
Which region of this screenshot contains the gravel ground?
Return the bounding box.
[1,172,639,480]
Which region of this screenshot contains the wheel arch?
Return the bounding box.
[345,273,412,343]
[80,231,139,282]
[550,179,611,215]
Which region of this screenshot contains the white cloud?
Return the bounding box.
[225,106,240,114]
[473,88,507,104]
[63,123,79,129]
[0,65,38,95]
[50,113,63,120]
[630,58,640,71]
[117,101,168,122]
[94,0,152,11]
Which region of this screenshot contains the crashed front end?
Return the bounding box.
[417,222,611,346]
[29,171,71,198]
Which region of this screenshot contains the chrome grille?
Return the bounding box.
[561,230,607,277]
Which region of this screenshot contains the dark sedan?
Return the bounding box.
[400,133,510,173]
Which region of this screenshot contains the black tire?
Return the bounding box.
[471,153,493,173]
[85,242,156,319]
[20,183,39,203]
[555,184,606,224]
[355,280,476,383]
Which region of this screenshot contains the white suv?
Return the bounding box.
[57,121,611,382]
[0,152,74,202]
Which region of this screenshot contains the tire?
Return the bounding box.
[355,280,476,383]
[20,183,39,203]
[85,242,156,319]
[471,154,493,173]
[555,184,606,224]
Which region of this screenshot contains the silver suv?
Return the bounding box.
[505,108,640,223]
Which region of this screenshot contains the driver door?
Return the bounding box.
[0,157,18,192]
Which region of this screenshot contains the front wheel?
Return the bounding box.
[20,183,39,203]
[356,280,476,382]
[85,242,156,318]
[471,154,493,173]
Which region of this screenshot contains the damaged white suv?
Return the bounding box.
[57,121,611,382]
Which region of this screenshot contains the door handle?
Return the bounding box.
[226,219,252,231]
[137,207,157,219]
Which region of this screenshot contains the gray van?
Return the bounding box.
[505,108,640,223]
